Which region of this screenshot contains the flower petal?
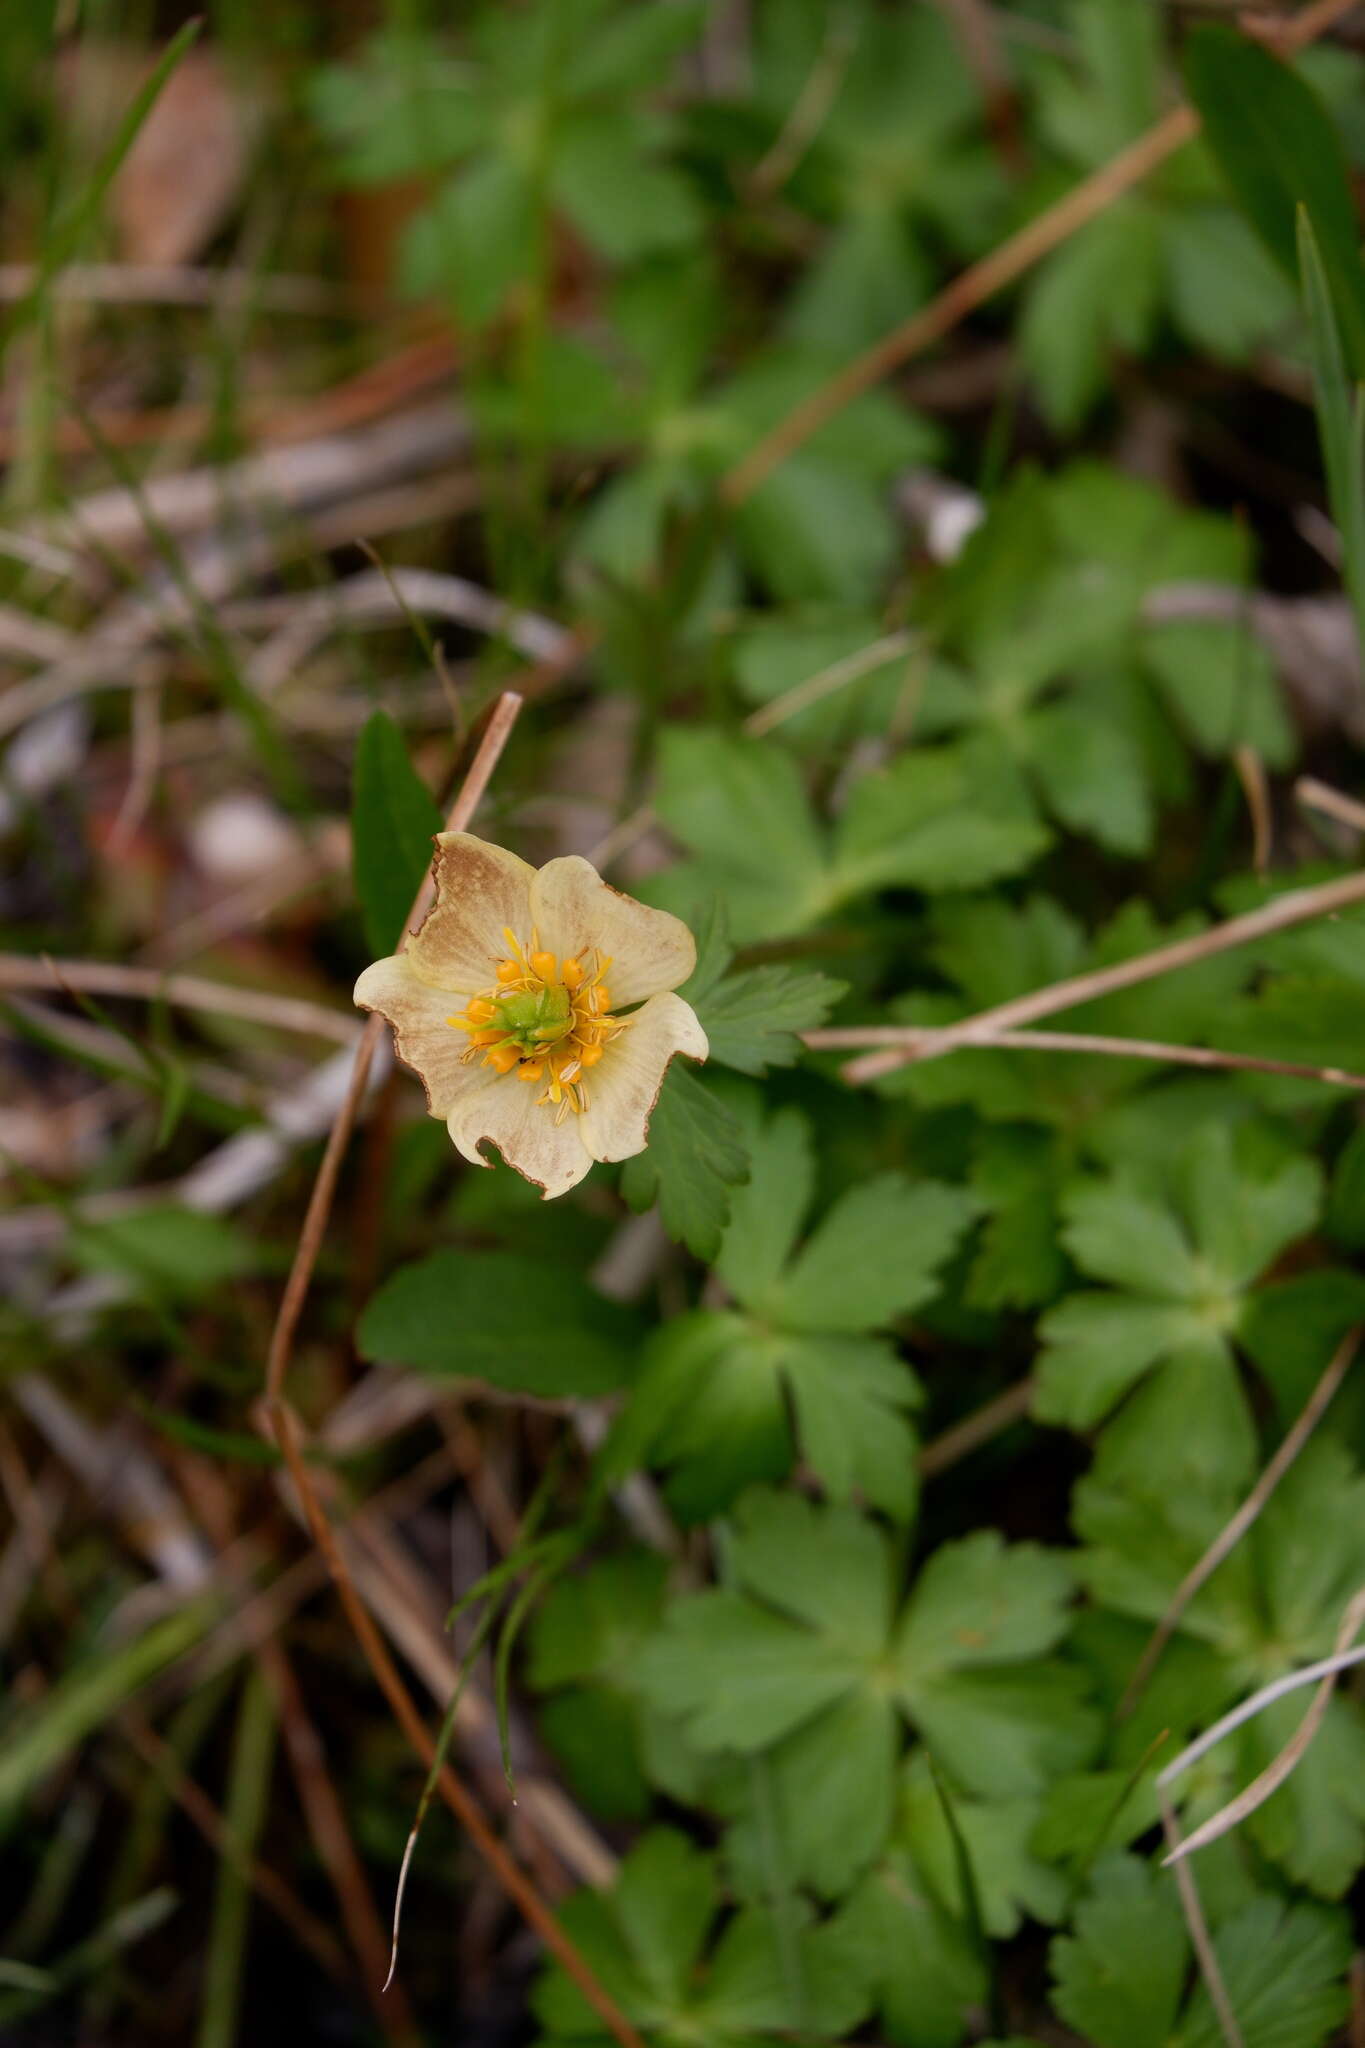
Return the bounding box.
[407,833,536,993]
[529,856,696,1006]
[354,954,492,1118]
[579,993,708,1164]
[448,1077,593,1200]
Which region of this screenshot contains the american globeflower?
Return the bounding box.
[354,833,707,1198]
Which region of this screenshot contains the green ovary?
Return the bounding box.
[493,985,573,1053]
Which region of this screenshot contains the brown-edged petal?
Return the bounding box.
[529,855,696,1006]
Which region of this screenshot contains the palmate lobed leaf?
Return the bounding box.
[532,1828,874,2045]
[1076,1435,1365,1895]
[612,1102,971,1521]
[1034,1127,1322,1436]
[638,1491,1095,1807]
[619,1063,751,1260]
[652,727,1048,942]
[1049,1852,1351,2048]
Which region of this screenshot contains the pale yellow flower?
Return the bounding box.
[354,833,707,1198]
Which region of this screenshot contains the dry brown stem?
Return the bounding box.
[270,1407,643,2048]
[805,1023,1365,1091]
[263,690,522,1410]
[720,0,1362,504]
[1160,1794,1245,2048]
[842,867,1365,1085]
[0,955,357,1044]
[256,692,645,2044]
[915,1378,1037,1479]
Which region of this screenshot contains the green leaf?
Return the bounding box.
[308,38,488,183]
[1166,207,1297,362]
[1141,618,1295,766]
[832,1862,985,2048]
[714,1103,814,1308]
[895,1533,1076,1676]
[834,747,1049,900]
[783,1335,921,1524]
[772,1175,979,1333]
[1035,1297,1216,1434]
[899,1753,1068,1940]
[722,1690,900,1900]
[1024,700,1153,857]
[1185,1895,1350,2048]
[619,1064,750,1260]
[533,1830,716,2037]
[71,1206,257,1298]
[1020,209,1162,430]
[528,1550,672,1819]
[653,728,829,941]
[1185,23,1365,377]
[610,1313,794,1523]
[894,1535,1095,1798]
[357,1249,637,1396]
[636,1585,869,1752]
[564,0,706,95]
[401,156,536,322]
[1048,1854,1187,2048]
[736,455,904,605]
[637,1492,893,1750]
[643,1495,1094,1810]
[694,962,848,1077]
[1035,1131,1320,1435]
[1050,1853,1351,2048]
[967,1126,1068,1312]
[553,116,703,262]
[351,711,443,956]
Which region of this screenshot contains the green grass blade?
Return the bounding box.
[1299,206,1365,672]
[0,1597,221,1812]
[0,21,203,360]
[196,1667,278,2048]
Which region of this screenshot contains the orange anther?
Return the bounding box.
[496,959,521,985]
[484,1043,519,1074]
[530,949,557,981]
[578,1040,604,1067]
[561,956,586,988]
[466,997,497,1024]
[517,1060,545,1083]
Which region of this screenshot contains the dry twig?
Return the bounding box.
[806,1023,1365,1091]
[1160,1793,1245,2048]
[841,867,1365,1085]
[720,0,1361,503]
[1119,1329,1361,1718]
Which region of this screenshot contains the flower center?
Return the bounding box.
[447,927,628,1122]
